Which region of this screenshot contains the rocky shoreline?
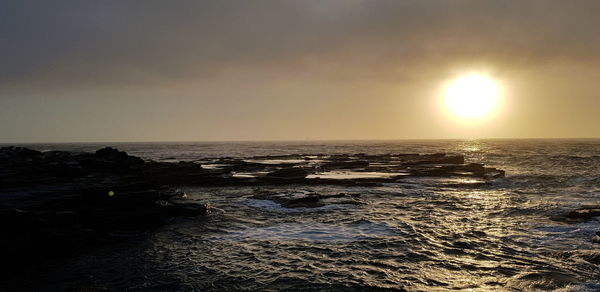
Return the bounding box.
[1,146,598,267]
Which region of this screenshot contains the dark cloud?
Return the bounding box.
[2,0,600,89]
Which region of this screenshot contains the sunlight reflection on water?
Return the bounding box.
[212,222,398,242]
[139,180,600,291]
[15,140,600,290]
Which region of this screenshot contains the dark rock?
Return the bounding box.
[251,191,363,208]
[356,153,392,163]
[317,193,363,206]
[484,167,506,179]
[566,206,600,220]
[250,154,306,160]
[439,155,465,165]
[251,191,323,208]
[553,205,600,223]
[407,162,503,179]
[266,167,310,179]
[0,147,505,189]
[0,146,218,266]
[320,160,369,170]
[318,192,361,199]
[144,161,218,185]
[329,154,350,161]
[282,196,320,208]
[95,147,129,159]
[0,146,42,161]
[515,271,578,290]
[165,199,210,217]
[409,166,450,177]
[402,154,464,165]
[463,163,486,176]
[82,147,145,171]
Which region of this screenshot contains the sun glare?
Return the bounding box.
[444,74,500,119]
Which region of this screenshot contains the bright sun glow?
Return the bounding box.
[444,74,500,119]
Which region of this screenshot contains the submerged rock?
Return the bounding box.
[252,191,322,208]
[566,205,600,220]
[484,167,505,179]
[512,271,579,290]
[251,191,362,208]
[282,195,321,208]
[165,198,210,217]
[553,205,600,224]
[319,192,361,199]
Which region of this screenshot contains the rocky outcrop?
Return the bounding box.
[0,147,210,264]
[251,191,362,208]
[0,147,145,187]
[0,146,507,262]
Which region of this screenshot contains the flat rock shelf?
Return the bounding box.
[0,147,506,263]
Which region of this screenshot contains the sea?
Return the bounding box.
[9,139,600,291]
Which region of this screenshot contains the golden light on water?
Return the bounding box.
[444,74,500,119]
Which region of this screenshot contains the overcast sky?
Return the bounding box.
[1,0,599,142]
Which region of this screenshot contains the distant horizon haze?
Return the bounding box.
[3,137,600,145]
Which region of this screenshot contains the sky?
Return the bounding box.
[1,0,600,142]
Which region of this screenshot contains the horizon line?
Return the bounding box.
[2,137,600,144]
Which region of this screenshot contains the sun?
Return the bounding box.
[444,74,500,119]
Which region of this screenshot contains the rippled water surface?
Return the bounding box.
[16,140,600,291]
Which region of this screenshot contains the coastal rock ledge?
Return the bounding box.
[0,146,506,263]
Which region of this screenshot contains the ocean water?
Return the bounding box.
[13,140,600,291]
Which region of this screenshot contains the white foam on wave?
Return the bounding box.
[533,220,600,247]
